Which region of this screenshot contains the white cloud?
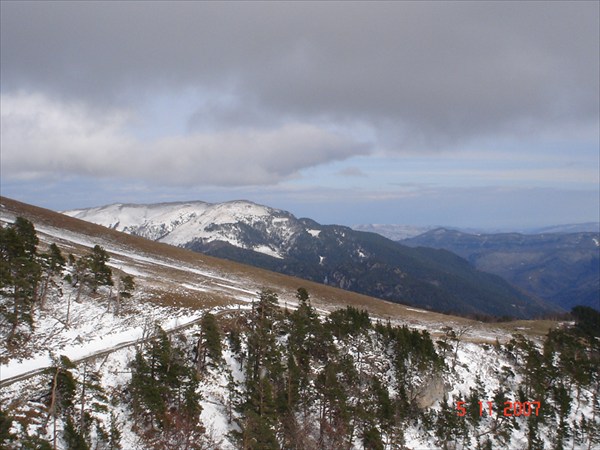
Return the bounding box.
[1,92,367,186]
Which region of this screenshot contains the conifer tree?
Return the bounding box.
[235,290,282,449]
[0,409,17,447]
[0,217,42,341]
[38,243,66,309]
[128,327,204,445]
[195,312,222,371]
[86,245,113,293]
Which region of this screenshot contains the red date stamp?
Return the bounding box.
[456,400,541,417]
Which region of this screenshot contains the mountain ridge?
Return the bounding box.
[402,227,600,311]
[63,199,560,319]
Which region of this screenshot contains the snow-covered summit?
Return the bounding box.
[64,200,308,259]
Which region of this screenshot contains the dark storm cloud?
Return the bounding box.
[2,1,598,146]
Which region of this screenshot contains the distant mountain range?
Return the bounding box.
[351,224,437,240]
[402,228,600,311]
[64,201,559,319]
[352,222,600,240]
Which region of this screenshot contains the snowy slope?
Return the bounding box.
[64,200,302,259]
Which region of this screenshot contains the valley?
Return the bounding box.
[402,228,600,311]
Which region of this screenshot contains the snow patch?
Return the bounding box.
[252,245,284,259]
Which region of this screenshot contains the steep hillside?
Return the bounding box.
[402,228,600,311]
[2,197,598,450]
[64,201,559,319]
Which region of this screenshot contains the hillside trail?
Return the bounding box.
[0,307,238,388]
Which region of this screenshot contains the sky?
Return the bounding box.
[1,1,599,229]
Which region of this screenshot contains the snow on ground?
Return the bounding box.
[0,211,262,385]
[307,229,321,237]
[252,244,284,259]
[0,309,200,382]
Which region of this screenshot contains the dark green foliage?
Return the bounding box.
[86,245,113,292]
[490,386,514,446]
[38,243,66,308]
[435,395,467,450]
[5,279,598,449]
[369,376,394,436]
[315,358,353,445]
[498,322,600,449]
[107,412,122,450]
[0,408,17,447]
[228,328,242,359]
[327,305,371,337]
[46,355,78,416]
[571,305,600,337]
[239,410,279,450]
[234,289,283,448]
[195,312,222,370]
[361,424,384,450]
[118,274,135,299]
[290,287,329,359]
[12,217,39,257]
[64,416,89,450]
[128,326,204,445]
[0,217,42,340]
[17,436,53,450]
[39,243,66,281]
[226,288,447,448]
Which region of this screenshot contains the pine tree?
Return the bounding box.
[44,355,79,449]
[86,245,113,293]
[195,312,222,371]
[434,395,466,450]
[38,243,66,309]
[0,217,42,341]
[0,408,17,447]
[63,416,89,450]
[128,326,204,445]
[235,290,283,449]
[315,359,353,448]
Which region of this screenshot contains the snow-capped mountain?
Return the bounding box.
[64,200,561,319]
[65,200,306,260]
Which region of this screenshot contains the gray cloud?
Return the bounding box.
[1,93,366,186]
[2,1,597,149]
